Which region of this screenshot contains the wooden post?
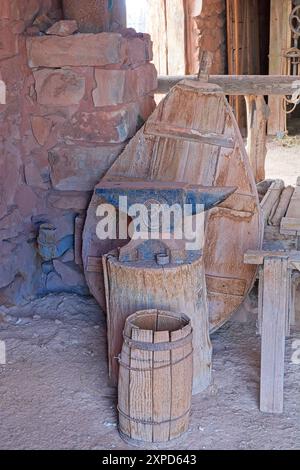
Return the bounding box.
[245,95,270,183]
[244,250,300,413]
[260,256,290,413]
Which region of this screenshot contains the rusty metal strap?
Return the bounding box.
[117,406,191,426]
[123,332,193,351]
[118,349,193,372]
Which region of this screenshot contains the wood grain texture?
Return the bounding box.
[82,80,263,332]
[245,95,270,183]
[261,179,285,225]
[118,310,192,443]
[269,186,294,226]
[281,186,300,235]
[260,257,289,413]
[103,254,212,394]
[129,328,153,442]
[156,75,300,96]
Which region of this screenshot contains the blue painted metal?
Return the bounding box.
[37,224,74,261]
[96,181,237,215]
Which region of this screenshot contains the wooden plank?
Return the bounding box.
[144,122,235,148]
[284,186,300,218]
[260,257,289,413]
[206,275,246,296]
[152,324,171,442]
[261,179,284,225]
[269,186,294,226]
[169,327,191,440]
[130,328,153,442]
[156,75,300,96]
[268,0,292,135]
[74,215,85,266]
[245,95,270,183]
[257,266,264,335]
[281,217,300,233]
[86,256,102,273]
[118,320,132,439]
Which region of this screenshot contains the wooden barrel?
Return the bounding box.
[118,309,193,444]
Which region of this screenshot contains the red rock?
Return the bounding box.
[15,185,38,217]
[0,0,11,19]
[31,116,53,146]
[126,35,153,65]
[0,23,18,60]
[92,63,157,107]
[46,20,78,36]
[0,209,23,239]
[48,192,91,211]
[32,13,53,32]
[48,144,125,191]
[33,68,85,106]
[26,25,41,36]
[53,260,86,287]
[24,162,49,190]
[61,103,140,144]
[92,69,127,107]
[27,33,125,68]
[134,63,157,98]
[62,0,109,33]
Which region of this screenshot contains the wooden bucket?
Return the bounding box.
[118,309,193,445]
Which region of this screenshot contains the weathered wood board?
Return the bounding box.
[103,253,212,392]
[82,80,263,332]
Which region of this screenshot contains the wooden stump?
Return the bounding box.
[103,253,212,395]
[118,309,193,444]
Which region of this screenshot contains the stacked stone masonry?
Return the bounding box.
[0,0,157,305]
[195,0,226,75]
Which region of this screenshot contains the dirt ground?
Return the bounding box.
[0,292,299,451]
[265,137,300,185]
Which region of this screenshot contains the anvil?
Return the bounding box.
[96,180,236,263]
[96,180,236,214]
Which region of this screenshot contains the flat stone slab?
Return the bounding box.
[27,33,152,68]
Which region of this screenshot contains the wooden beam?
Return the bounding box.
[156,75,300,96]
[244,250,300,267]
[144,122,235,148]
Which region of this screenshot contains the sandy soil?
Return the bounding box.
[0,293,299,450]
[265,138,300,186]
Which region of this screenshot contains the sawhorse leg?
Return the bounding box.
[259,257,290,413]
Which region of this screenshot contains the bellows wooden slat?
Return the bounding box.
[118,310,193,445]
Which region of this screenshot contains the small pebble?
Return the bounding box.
[55,320,62,325]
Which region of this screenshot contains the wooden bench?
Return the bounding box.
[245,250,300,413]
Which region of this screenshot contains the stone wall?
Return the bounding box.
[0,0,157,305]
[194,0,227,74]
